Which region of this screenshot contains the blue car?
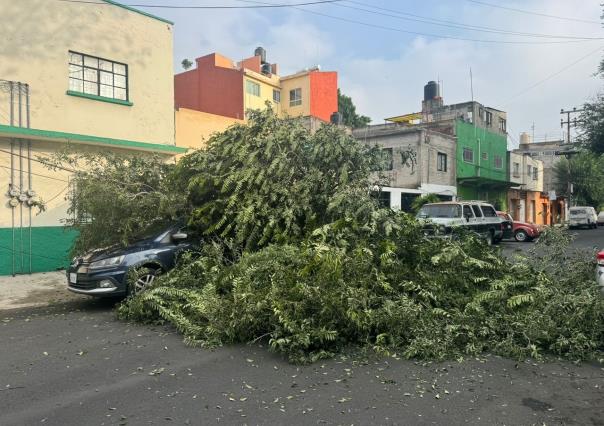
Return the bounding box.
[67,224,195,297]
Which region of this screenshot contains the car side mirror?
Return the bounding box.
[172,232,188,242]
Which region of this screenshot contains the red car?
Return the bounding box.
[496,211,540,242]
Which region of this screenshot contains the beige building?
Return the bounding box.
[352,123,457,212]
[0,0,185,275]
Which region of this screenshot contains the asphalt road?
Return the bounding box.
[500,225,604,257]
[1,299,603,426]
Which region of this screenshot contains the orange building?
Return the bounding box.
[174,48,338,123]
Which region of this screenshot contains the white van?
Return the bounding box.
[569,206,598,229]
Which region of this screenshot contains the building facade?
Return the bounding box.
[507,152,549,224]
[513,134,566,223]
[173,49,338,149]
[387,82,512,210]
[352,124,457,211]
[0,0,185,275]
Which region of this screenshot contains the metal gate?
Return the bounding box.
[1,80,34,275]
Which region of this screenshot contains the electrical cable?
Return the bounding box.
[0,148,78,173]
[57,0,342,9]
[466,0,601,25]
[282,3,603,45]
[0,164,70,182]
[340,1,604,40]
[502,45,603,105]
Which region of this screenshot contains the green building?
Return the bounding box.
[455,119,511,210]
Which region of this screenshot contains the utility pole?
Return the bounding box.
[560,107,584,143]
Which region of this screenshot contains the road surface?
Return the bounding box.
[1,298,603,425]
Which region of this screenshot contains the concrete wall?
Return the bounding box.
[174,54,244,120]
[309,71,338,123]
[352,125,457,203]
[242,70,282,116]
[456,121,508,182]
[281,73,311,118]
[175,108,243,151]
[0,0,175,146]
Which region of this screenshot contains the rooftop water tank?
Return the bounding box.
[254,46,266,63]
[424,81,440,101]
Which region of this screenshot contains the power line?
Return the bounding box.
[466,0,601,25]
[502,45,603,105]
[0,165,70,183]
[341,1,604,41]
[291,6,601,45]
[58,0,342,8]
[0,148,78,173]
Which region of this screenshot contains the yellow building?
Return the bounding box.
[0,0,185,275]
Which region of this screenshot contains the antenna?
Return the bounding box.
[469,67,474,103]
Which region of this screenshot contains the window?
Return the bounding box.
[527,165,532,176]
[289,88,302,106]
[481,152,488,161]
[463,205,474,218]
[485,111,493,126]
[382,148,393,171]
[245,80,260,97]
[494,155,503,169]
[532,167,538,181]
[513,162,520,178]
[68,51,128,101]
[481,205,497,217]
[272,89,280,103]
[471,205,483,218]
[499,118,507,133]
[463,147,474,163]
[401,193,419,212]
[436,152,447,172]
[372,191,391,208]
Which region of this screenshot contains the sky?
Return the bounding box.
[135,0,602,148]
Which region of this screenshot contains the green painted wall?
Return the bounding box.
[456,120,508,182]
[0,226,78,276]
[457,186,508,211]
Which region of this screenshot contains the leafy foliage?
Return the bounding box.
[337,89,371,128]
[553,151,604,208]
[410,193,442,213]
[119,218,604,363]
[173,108,384,251]
[580,94,604,155]
[42,150,183,256]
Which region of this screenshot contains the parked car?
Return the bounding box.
[569,206,598,229]
[597,210,604,226]
[67,224,195,297]
[417,201,504,245]
[597,251,604,295]
[496,211,540,242]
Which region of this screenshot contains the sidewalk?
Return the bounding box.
[0,271,85,311]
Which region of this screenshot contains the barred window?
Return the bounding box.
[494,155,503,169]
[437,152,447,172]
[69,51,128,101]
[273,89,281,103]
[463,147,474,163]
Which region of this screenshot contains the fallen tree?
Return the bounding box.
[115,109,604,364]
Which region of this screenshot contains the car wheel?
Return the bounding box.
[515,230,528,242]
[130,267,160,295]
[485,231,494,246]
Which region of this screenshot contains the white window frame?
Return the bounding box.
[289,88,302,107]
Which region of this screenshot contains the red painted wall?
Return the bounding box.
[174,54,244,120]
[309,71,338,123]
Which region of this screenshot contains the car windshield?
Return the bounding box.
[570,209,586,215]
[417,204,461,219]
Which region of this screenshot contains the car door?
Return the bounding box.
[156,227,195,270]
[470,204,485,234]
